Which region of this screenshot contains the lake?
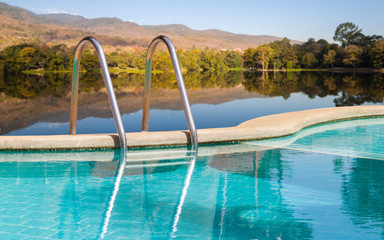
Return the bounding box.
[0,71,383,135]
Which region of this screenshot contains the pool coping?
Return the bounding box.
[1,105,383,151]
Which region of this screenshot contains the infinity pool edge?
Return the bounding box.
[1,105,383,151]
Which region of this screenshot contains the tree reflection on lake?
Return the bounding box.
[243,71,384,106]
[0,71,383,135]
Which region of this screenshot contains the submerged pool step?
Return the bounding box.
[125,161,190,169]
[126,155,194,163]
[124,149,194,168]
[125,149,194,162]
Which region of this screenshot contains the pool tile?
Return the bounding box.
[19,227,58,238]
[0,232,27,240]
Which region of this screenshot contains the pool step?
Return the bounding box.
[125,161,190,169]
[126,149,193,162]
[124,149,195,169]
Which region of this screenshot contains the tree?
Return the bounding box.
[280,47,298,68]
[19,47,46,69]
[370,40,384,69]
[223,51,242,69]
[286,61,294,69]
[324,50,337,68]
[269,38,298,69]
[343,45,363,68]
[333,22,362,47]
[255,45,274,70]
[200,49,216,71]
[348,33,383,47]
[80,52,99,72]
[243,48,257,70]
[180,49,202,72]
[48,56,65,71]
[301,52,318,68]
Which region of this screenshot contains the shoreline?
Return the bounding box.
[21,67,384,75]
[246,67,384,73]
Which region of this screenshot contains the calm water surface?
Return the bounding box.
[0,71,383,135]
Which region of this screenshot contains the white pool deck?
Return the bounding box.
[1,105,383,151]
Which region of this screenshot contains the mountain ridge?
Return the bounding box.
[0,2,300,50]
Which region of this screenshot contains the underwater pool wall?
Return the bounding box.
[1,105,384,151]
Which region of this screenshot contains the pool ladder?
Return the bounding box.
[69,36,198,152]
[142,35,198,151]
[69,37,127,150]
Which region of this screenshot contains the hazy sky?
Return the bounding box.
[3,0,384,42]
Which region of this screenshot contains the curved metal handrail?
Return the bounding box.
[69,36,127,149]
[142,35,198,150]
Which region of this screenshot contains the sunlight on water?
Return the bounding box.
[1,119,384,239]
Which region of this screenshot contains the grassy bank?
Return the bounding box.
[22,67,160,75]
[247,68,383,73]
[20,67,384,75]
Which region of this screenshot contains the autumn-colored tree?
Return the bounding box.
[343,45,362,68]
[370,40,384,69]
[324,50,337,68]
[255,45,274,70]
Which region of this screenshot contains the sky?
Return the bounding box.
[2,0,384,42]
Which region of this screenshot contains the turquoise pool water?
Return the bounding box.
[1,118,384,239]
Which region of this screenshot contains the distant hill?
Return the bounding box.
[0,2,300,50]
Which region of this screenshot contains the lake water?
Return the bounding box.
[0,71,383,135]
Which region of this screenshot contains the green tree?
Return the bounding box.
[348,33,383,47]
[333,22,362,47]
[80,51,99,72]
[269,38,297,69]
[200,49,216,71]
[280,47,298,68]
[223,51,242,69]
[179,49,201,72]
[343,45,363,68]
[48,56,65,71]
[19,47,46,69]
[243,47,257,70]
[301,52,318,68]
[286,61,294,69]
[324,50,337,68]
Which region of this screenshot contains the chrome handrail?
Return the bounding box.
[142,35,198,150]
[69,36,127,149]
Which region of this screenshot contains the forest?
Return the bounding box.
[0,42,243,75]
[244,22,384,70]
[0,22,383,76]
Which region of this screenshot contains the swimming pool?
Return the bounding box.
[1,117,384,239]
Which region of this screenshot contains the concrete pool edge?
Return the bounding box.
[1,105,383,151]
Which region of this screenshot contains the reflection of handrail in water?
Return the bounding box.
[69,36,127,149]
[170,150,197,238]
[99,148,127,239]
[99,148,195,239]
[69,37,128,239]
[219,172,228,238]
[142,35,198,151]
